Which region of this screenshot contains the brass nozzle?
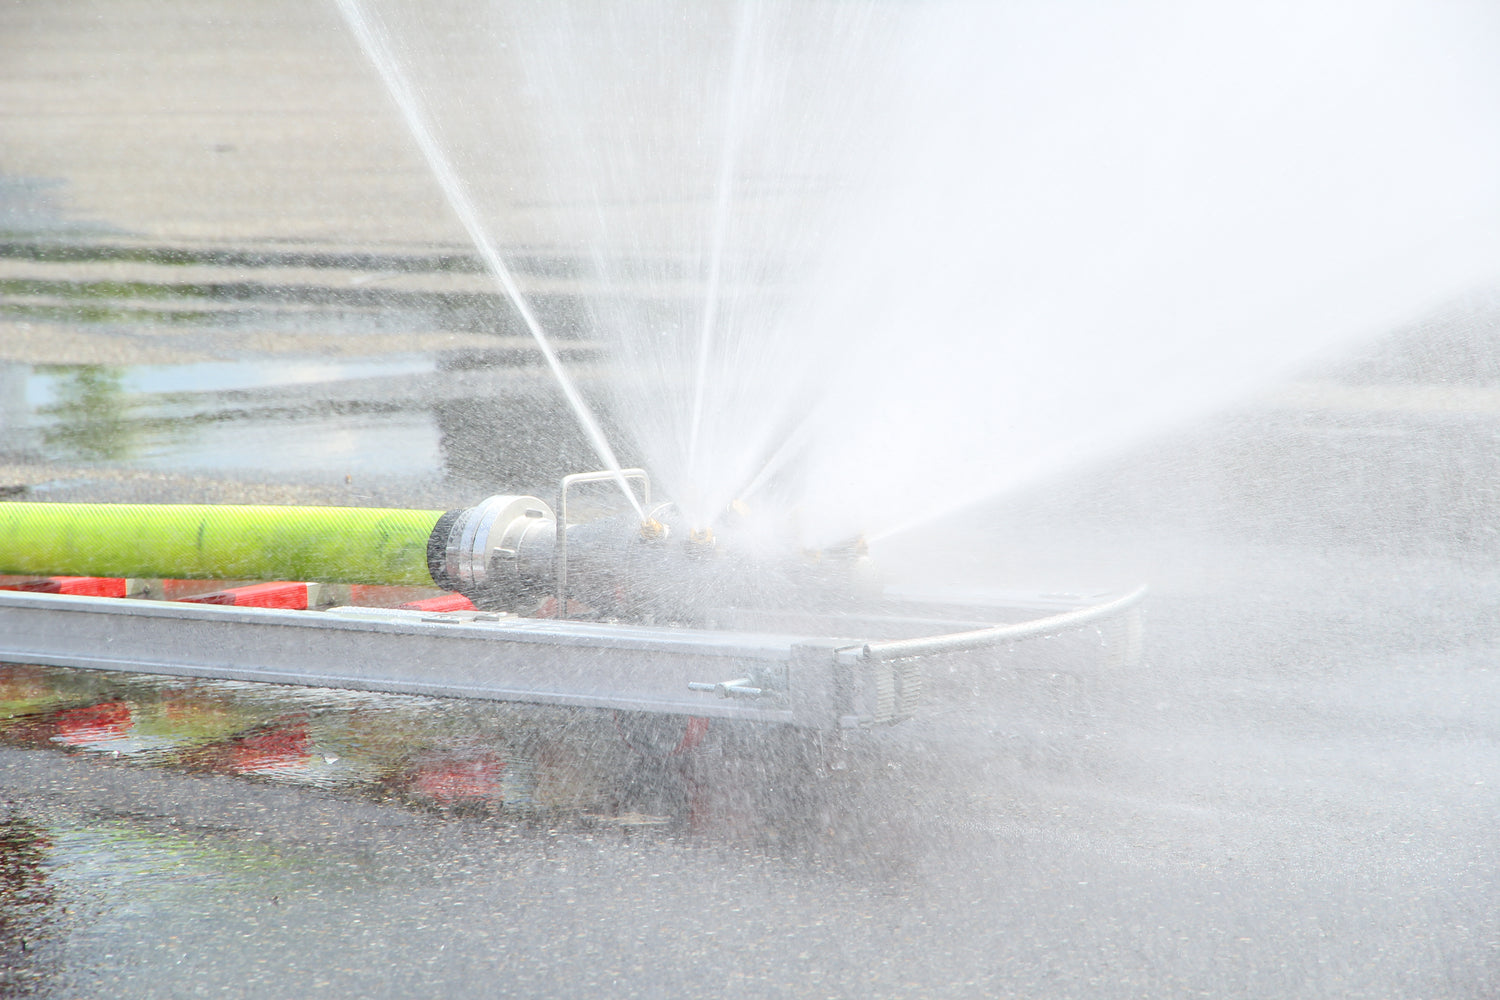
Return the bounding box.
[639,518,669,542]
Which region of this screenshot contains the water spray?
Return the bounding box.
[334,0,644,522]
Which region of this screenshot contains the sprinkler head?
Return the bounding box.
[830,534,870,559]
[427,472,877,623]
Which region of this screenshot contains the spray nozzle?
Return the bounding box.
[687,526,716,555]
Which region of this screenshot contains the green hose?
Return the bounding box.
[0,502,447,586]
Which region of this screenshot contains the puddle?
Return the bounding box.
[0,661,852,848]
[0,357,443,481]
[125,411,443,482]
[24,356,435,400]
[0,664,628,818]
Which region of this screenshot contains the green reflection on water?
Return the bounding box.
[2,302,219,325]
[35,364,137,461]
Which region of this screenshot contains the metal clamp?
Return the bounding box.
[687,677,765,699]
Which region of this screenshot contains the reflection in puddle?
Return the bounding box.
[0,357,442,481]
[0,663,672,820]
[50,699,171,754]
[144,411,442,482]
[392,751,537,812]
[34,366,134,461]
[0,646,1081,878]
[0,661,887,852]
[37,356,437,398]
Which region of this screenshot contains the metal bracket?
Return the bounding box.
[0,577,1146,731]
[687,677,766,699]
[554,468,649,618]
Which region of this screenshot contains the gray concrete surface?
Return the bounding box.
[1,0,461,248]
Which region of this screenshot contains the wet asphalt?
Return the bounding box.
[1,532,1497,999]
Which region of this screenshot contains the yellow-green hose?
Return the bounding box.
[0,502,447,586]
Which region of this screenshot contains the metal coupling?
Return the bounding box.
[428,495,556,600]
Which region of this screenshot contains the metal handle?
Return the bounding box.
[555,469,650,617]
[837,584,1148,664]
